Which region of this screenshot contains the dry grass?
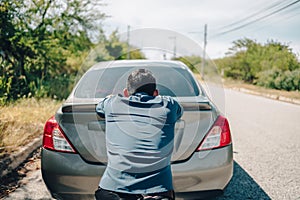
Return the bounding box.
[0,98,61,155]
[222,79,300,103]
[195,74,300,104]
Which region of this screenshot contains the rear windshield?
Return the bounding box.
[74,66,200,98]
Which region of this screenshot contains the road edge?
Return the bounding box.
[0,136,42,177]
[229,87,300,105]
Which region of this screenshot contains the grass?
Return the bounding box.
[0,98,61,156]
[194,74,300,104]
[222,78,300,103]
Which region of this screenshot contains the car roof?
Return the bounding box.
[88,60,188,71]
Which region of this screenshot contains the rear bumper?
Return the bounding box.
[172,145,233,192]
[41,145,233,199]
[41,149,104,200]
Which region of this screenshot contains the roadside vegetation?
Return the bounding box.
[222,78,300,103]
[0,98,60,156]
[214,38,300,92]
[176,38,299,92]
[176,38,299,102]
[0,0,144,105]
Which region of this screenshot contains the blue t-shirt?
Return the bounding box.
[96,93,183,194]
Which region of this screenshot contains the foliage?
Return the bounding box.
[104,30,146,60]
[0,0,145,104]
[174,55,202,73]
[0,0,105,103]
[215,38,300,91]
[0,98,61,153]
[256,69,300,91]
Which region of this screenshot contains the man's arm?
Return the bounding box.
[166,96,183,123]
[96,100,106,118]
[96,95,113,118]
[175,100,183,121]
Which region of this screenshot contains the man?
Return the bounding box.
[95,68,183,200]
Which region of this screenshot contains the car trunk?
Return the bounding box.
[56,96,217,164]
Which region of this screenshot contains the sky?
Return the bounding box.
[101,0,300,59]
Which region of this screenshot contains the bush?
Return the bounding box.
[256,69,300,91]
[28,74,75,100]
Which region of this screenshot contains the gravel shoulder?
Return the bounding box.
[0,148,43,199]
[222,79,300,105]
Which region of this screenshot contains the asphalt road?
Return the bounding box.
[220,89,300,200]
[3,88,300,200]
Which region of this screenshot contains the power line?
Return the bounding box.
[214,0,300,37]
[277,3,300,20]
[212,0,300,38]
[216,0,285,31]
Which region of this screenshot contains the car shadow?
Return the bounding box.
[215,161,271,200]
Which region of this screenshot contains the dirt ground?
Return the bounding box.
[0,148,41,199]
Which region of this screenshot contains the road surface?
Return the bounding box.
[3,88,300,200]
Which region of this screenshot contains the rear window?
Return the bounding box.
[74,66,200,98]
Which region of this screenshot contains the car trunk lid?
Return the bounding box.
[56,96,217,164]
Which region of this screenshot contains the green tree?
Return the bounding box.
[224,38,262,82]
[104,30,145,60]
[216,38,300,91]
[103,30,145,60]
[0,0,106,103]
[174,55,202,73]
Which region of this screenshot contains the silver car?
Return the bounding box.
[41,60,233,200]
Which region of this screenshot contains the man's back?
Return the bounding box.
[96,92,182,194]
[95,68,182,200]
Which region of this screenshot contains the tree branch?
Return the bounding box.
[36,0,53,30]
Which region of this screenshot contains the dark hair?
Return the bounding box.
[127,69,156,96]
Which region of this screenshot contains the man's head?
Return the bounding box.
[124,69,158,97]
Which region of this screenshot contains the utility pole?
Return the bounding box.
[188,24,207,79]
[168,36,176,59]
[127,25,130,59]
[202,24,207,80]
[173,36,176,58]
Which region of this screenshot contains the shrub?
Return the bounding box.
[256,69,300,91]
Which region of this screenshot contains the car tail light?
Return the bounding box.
[43,116,77,153]
[197,115,231,151]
